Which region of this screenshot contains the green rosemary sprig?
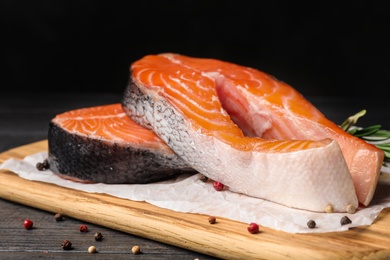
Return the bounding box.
[341,110,390,166]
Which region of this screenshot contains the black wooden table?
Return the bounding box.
[1,91,389,259]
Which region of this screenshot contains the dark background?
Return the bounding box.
[1,1,389,97]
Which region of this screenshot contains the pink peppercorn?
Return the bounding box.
[23,219,33,230]
[79,224,88,232]
[213,181,224,191]
[247,222,259,234]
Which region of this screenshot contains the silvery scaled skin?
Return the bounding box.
[122,53,358,213]
[48,108,196,184]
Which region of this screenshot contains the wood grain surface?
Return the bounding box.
[1,140,390,260]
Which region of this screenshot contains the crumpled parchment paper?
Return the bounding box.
[1,151,389,234]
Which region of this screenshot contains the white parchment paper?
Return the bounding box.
[1,151,389,234]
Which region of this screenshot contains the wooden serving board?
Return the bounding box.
[1,141,390,259]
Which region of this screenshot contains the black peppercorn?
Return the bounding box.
[62,240,72,250]
[340,216,352,225]
[94,232,103,241]
[307,219,316,229]
[36,159,50,171]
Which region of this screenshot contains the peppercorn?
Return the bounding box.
[36,159,50,171]
[62,240,72,250]
[131,245,141,254]
[208,216,216,224]
[325,204,334,213]
[88,245,97,253]
[307,219,316,229]
[340,216,352,225]
[79,224,88,232]
[23,219,33,230]
[213,181,224,191]
[247,222,259,234]
[199,174,208,182]
[94,232,103,241]
[346,204,356,214]
[54,213,63,221]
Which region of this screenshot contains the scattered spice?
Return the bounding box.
[213,181,224,191]
[94,232,103,241]
[340,216,352,226]
[23,219,33,230]
[88,245,97,253]
[199,174,208,182]
[346,204,356,214]
[307,219,316,229]
[36,159,50,171]
[79,224,88,232]
[325,204,334,213]
[208,216,216,224]
[62,240,72,250]
[247,222,259,234]
[54,213,63,221]
[131,245,141,254]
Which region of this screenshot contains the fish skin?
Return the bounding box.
[48,103,196,184]
[173,54,384,207]
[122,53,359,213]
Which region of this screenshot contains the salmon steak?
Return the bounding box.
[163,55,384,207]
[122,53,363,213]
[48,103,196,184]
